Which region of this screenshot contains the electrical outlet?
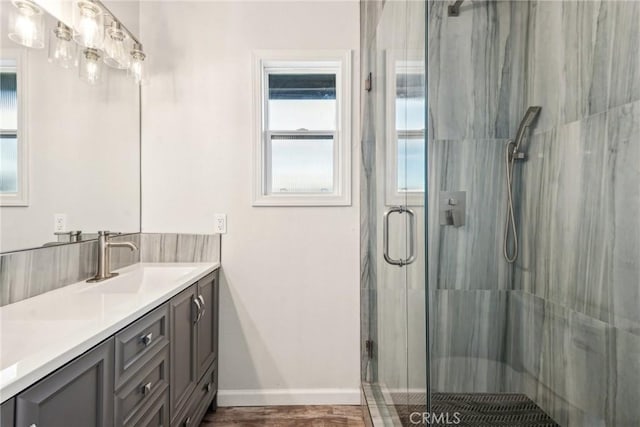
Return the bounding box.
[214,213,227,234]
[54,214,67,233]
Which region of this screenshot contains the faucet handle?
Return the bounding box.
[98,231,122,239]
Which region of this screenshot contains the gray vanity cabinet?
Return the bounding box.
[1,398,14,426]
[169,286,198,423]
[196,272,218,380]
[4,267,219,427]
[15,338,114,427]
[171,271,219,427]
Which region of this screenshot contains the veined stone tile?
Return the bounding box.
[140,233,220,263]
[428,139,512,290]
[428,0,529,140]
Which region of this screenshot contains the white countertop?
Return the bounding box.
[0,262,220,403]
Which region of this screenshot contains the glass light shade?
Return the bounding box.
[128,43,147,84]
[103,21,129,69]
[8,0,45,49]
[79,48,103,85]
[72,0,104,49]
[48,22,76,68]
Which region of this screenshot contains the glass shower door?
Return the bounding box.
[364,0,427,424]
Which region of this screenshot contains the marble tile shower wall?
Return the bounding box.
[429,3,640,424]
[526,0,640,135]
[0,233,221,307]
[508,0,640,425]
[428,0,529,140]
[427,0,530,394]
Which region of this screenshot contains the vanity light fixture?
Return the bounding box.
[48,22,76,69]
[6,0,147,86]
[8,0,45,49]
[79,48,103,85]
[129,42,147,84]
[103,21,129,69]
[72,0,104,50]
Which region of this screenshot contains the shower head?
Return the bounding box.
[513,106,542,153]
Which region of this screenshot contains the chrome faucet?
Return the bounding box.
[87,231,138,282]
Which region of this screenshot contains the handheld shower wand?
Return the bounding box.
[504,106,542,263]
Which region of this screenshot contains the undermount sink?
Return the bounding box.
[80,265,200,294]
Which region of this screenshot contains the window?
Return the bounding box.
[0,51,28,206]
[386,60,425,206]
[253,51,351,206]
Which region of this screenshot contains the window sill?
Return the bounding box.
[252,193,351,207]
[0,194,29,207]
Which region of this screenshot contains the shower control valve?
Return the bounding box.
[440,191,466,228]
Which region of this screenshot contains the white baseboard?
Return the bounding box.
[217,388,362,407]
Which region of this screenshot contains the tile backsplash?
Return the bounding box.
[0,233,220,307]
[140,233,220,263]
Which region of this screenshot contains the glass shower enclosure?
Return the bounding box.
[360,0,427,424]
[361,0,640,426]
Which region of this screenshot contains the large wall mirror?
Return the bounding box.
[0,0,141,253]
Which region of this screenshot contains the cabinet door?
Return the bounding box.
[1,398,14,427]
[195,271,218,380]
[169,286,198,422]
[15,338,114,427]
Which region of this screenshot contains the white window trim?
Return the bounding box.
[252,50,352,207]
[0,49,29,207]
[385,57,425,207]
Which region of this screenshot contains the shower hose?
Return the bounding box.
[503,140,518,263]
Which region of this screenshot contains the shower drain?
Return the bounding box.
[392,392,559,427]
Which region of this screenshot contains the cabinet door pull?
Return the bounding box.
[197,295,206,319]
[205,382,212,393]
[140,332,153,346]
[184,416,192,426]
[141,381,152,395]
[192,297,202,323]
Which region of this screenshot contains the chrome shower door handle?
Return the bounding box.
[383,206,406,266]
[405,208,417,265]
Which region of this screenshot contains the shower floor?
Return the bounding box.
[394,392,559,426]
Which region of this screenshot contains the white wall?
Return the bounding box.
[139,1,361,405]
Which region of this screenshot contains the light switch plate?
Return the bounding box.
[214,213,227,234]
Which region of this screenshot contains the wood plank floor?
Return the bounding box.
[201,405,366,426]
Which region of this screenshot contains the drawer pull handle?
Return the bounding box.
[198,295,206,320]
[140,332,153,346]
[184,416,192,426]
[141,382,152,395]
[205,382,212,393]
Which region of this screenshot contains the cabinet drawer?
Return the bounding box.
[127,389,169,427]
[116,303,169,388]
[116,345,169,426]
[172,362,216,427]
[192,362,217,424]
